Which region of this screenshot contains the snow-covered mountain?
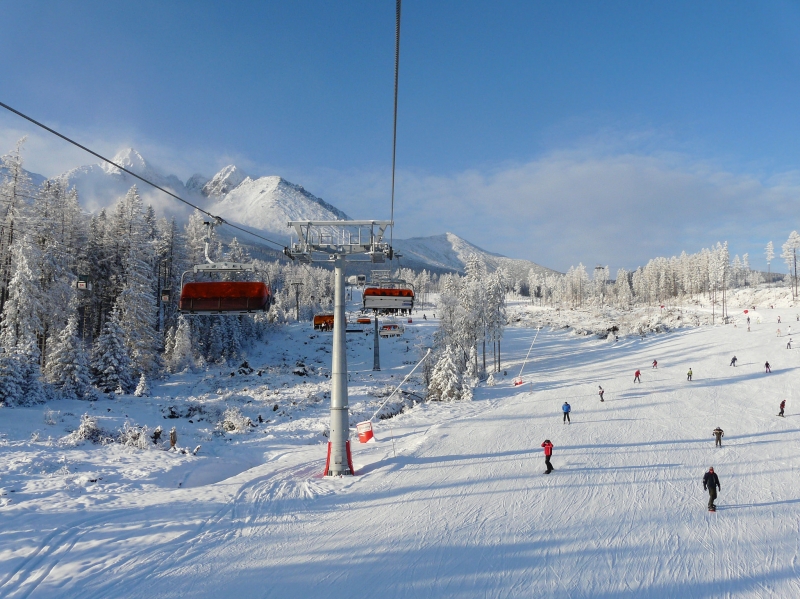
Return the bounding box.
[201,165,249,198]
[60,148,192,217]
[207,175,349,241]
[22,149,555,273]
[393,232,559,277]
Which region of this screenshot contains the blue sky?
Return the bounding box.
[2,1,800,273]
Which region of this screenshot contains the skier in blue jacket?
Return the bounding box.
[562,402,571,424]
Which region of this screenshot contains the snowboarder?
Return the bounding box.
[765,361,771,373]
[779,399,786,417]
[634,369,641,383]
[169,426,177,449]
[687,368,693,381]
[730,356,737,367]
[703,467,721,511]
[598,386,605,402]
[787,339,793,350]
[713,427,724,447]
[562,402,571,424]
[541,439,554,473]
[652,359,658,369]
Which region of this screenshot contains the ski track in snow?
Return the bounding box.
[2,302,800,597]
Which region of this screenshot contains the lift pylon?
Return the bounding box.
[285,220,392,476]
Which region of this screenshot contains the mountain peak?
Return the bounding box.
[104,148,148,175]
[202,165,248,198]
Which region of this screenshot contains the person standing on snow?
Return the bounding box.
[634,369,642,383]
[765,361,771,373]
[703,467,721,511]
[713,427,724,447]
[652,359,658,369]
[687,368,693,381]
[779,399,786,417]
[598,386,605,402]
[541,439,554,474]
[787,339,793,350]
[562,402,571,424]
[730,356,737,367]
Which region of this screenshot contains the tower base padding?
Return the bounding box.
[323,440,356,476]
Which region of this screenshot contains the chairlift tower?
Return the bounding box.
[284,220,392,476]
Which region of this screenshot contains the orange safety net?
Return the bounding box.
[180,282,270,312]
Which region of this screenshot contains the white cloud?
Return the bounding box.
[306,150,800,273]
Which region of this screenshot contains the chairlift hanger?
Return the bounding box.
[179,222,271,315]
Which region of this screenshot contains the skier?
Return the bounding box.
[562,401,571,424]
[713,427,724,447]
[652,359,658,369]
[634,369,641,383]
[765,361,771,373]
[778,316,782,324]
[598,386,605,402]
[747,316,750,325]
[541,439,554,473]
[729,356,737,367]
[687,368,693,381]
[777,328,781,337]
[787,338,792,350]
[423,314,427,320]
[778,399,786,417]
[703,467,721,511]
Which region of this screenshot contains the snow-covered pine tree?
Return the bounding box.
[0,346,25,405]
[765,241,775,286]
[464,345,479,389]
[134,373,150,397]
[781,231,800,299]
[0,138,36,318]
[0,234,46,403]
[428,345,463,401]
[92,306,134,393]
[45,313,91,399]
[166,314,194,372]
[118,244,160,376]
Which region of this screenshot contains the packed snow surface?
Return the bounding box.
[1,299,799,598]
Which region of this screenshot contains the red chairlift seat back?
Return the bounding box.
[179,281,271,314]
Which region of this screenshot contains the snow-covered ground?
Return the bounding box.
[2,292,799,598]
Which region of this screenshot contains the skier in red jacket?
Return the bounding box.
[541,439,554,474]
[634,370,641,383]
[779,399,786,417]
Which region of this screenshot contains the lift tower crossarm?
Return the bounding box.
[285,220,393,260]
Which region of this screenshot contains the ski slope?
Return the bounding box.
[1,309,799,598]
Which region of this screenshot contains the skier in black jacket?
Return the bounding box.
[703,467,721,511]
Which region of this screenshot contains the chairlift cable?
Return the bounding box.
[0,100,286,250]
[389,0,401,250]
